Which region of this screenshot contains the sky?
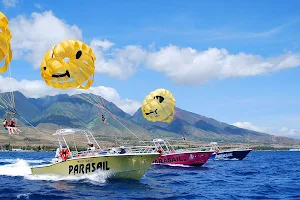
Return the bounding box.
[1,0,300,139]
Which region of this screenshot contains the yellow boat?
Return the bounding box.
[30,129,159,180]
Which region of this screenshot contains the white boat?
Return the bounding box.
[30,129,159,180]
[289,149,300,151]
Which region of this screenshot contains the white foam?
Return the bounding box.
[152,163,193,167]
[165,163,193,168]
[26,171,108,183]
[17,193,31,199]
[0,159,108,183]
[0,159,32,176]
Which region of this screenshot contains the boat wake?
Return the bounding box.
[166,164,193,168]
[0,159,31,176]
[0,159,108,184]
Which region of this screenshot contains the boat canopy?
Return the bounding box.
[53,128,79,136]
[152,138,175,153]
[54,129,102,157]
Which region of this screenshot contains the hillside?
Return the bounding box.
[131,107,299,144]
[0,91,299,146]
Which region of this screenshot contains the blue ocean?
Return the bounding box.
[0,151,299,200]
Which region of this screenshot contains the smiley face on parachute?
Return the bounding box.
[142,89,176,123]
[40,40,96,90]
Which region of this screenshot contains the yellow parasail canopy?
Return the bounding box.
[0,12,12,73]
[142,88,176,123]
[40,40,96,90]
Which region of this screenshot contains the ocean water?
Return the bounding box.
[0,151,299,200]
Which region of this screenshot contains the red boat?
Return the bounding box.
[151,139,214,166]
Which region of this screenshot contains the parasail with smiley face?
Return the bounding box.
[0,12,12,73]
[40,40,96,90]
[142,88,176,123]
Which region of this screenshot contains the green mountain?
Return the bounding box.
[0,92,42,121]
[131,107,300,144]
[0,91,299,145]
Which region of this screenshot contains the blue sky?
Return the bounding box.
[1,0,300,138]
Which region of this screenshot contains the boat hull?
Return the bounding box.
[210,149,252,160]
[152,151,214,166]
[31,153,159,180]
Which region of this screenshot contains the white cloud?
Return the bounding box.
[277,127,300,138]
[10,10,83,68]
[11,10,300,84]
[10,11,146,80]
[146,45,300,85]
[90,39,114,51]
[34,3,42,9]
[232,122,265,133]
[92,44,147,79]
[0,76,140,115]
[8,10,300,85]
[232,121,300,139]
[1,0,17,7]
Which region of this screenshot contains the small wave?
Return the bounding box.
[0,159,107,183]
[17,193,31,200]
[0,159,31,176]
[26,171,108,184]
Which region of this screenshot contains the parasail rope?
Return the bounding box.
[18,114,58,147]
[76,93,144,143]
[0,19,56,147]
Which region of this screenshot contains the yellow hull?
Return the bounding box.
[31,153,159,180]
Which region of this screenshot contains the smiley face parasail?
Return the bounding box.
[0,12,12,73]
[142,88,176,123]
[41,40,96,89]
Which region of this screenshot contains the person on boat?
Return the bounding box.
[119,146,126,154]
[52,147,64,163]
[157,148,164,154]
[55,147,60,158]
[215,147,220,153]
[110,147,118,154]
[87,143,96,151]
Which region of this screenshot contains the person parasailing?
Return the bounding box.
[3,118,21,134]
[98,113,108,124]
[0,12,23,135]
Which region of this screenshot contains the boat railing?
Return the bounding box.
[175,146,215,153]
[67,145,157,158]
[71,148,108,157]
[102,145,156,154]
[220,147,252,151]
[124,145,156,154]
